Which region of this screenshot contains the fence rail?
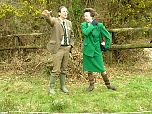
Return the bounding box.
[0,27,152,66]
[110,43,152,50]
[0,43,152,51]
[109,27,152,32]
[0,32,46,38]
[1,27,152,38]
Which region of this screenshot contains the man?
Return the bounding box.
[42,6,74,94]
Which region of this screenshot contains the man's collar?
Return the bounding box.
[59,17,66,23]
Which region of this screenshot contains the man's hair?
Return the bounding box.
[58,6,67,12]
[83,8,96,17]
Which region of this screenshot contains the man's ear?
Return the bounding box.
[59,12,61,16]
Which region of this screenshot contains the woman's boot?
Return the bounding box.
[87,72,94,92]
[101,73,116,90]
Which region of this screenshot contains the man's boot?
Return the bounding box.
[60,73,69,93]
[49,72,56,95]
[101,73,116,90]
[87,72,94,92]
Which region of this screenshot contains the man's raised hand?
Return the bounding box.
[41,10,52,17]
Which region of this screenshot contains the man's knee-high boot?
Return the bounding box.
[87,72,94,92]
[60,73,69,93]
[101,73,116,90]
[49,73,56,94]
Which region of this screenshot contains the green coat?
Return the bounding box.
[81,22,112,72]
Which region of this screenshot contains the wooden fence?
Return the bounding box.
[0,27,152,65]
[108,27,152,65]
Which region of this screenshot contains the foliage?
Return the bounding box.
[0,0,151,37]
[108,0,152,28]
[0,0,47,33]
[49,96,70,112]
[68,0,84,46]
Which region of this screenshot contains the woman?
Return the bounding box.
[81,8,116,91]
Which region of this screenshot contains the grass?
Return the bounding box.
[0,70,152,113]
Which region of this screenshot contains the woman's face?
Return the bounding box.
[84,12,93,23]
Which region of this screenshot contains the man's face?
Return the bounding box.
[84,12,93,23]
[59,7,68,19]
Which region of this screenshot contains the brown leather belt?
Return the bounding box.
[61,45,69,46]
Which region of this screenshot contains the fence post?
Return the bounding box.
[107,50,112,66]
[14,36,20,57]
[107,32,114,66]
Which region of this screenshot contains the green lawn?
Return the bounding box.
[0,71,152,113]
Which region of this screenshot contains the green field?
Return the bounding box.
[0,66,152,113]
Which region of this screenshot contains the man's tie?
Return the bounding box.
[63,21,67,45]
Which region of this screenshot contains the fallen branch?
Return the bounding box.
[0,33,47,38]
[0,45,45,51]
